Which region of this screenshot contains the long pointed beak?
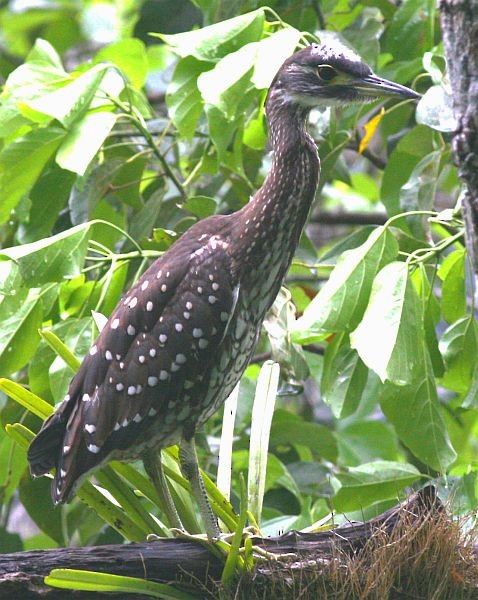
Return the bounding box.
[352,74,421,100]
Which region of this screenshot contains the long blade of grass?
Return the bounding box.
[221,474,249,587]
[217,383,240,502]
[39,329,81,371]
[247,361,279,526]
[163,447,238,532]
[95,466,165,537]
[45,569,198,599]
[0,378,53,420]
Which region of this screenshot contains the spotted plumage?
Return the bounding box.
[27,43,419,515]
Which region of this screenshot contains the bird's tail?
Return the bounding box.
[27,412,64,478]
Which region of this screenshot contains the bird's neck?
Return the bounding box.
[232,103,320,276]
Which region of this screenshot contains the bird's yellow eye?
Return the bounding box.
[317,65,338,82]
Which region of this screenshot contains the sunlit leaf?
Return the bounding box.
[416,85,457,132]
[351,262,425,385]
[156,9,264,61]
[293,227,398,342]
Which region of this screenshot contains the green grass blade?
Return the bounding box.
[95,466,165,537]
[39,328,81,371]
[221,474,249,587]
[0,378,53,419]
[45,569,198,599]
[163,447,238,532]
[247,361,279,525]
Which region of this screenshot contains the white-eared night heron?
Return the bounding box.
[27,42,419,540]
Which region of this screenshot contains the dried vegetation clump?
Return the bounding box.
[212,507,478,600]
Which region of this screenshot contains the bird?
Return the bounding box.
[27,41,419,540]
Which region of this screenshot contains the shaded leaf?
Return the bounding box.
[0,127,66,224]
[380,346,457,471]
[333,461,420,512]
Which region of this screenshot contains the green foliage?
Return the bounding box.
[0,1,475,587]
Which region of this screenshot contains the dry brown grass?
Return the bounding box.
[210,509,478,600]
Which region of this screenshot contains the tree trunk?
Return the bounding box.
[439,0,478,280]
[0,487,452,599]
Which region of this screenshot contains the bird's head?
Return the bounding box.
[267,42,420,112]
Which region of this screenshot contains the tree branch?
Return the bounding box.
[439,0,478,282]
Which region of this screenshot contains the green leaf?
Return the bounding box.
[24,64,115,128]
[351,262,425,385]
[411,265,444,377]
[293,227,398,342]
[416,85,457,132]
[197,43,256,119]
[156,9,264,61]
[381,126,434,216]
[337,421,400,466]
[45,569,197,599]
[0,222,92,286]
[321,334,368,418]
[380,347,457,471]
[269,409,337,462]
[183,195,217,219]
[439,316,478,394]
[56,110,118,175]
[0,289,43,376]
[39,329,81,372]
[333,461,420,512]
[167,57,211,138]
[0,39,68,136]
[438,249,466,323]
[0,127,66,224]
[0,380,53,420]
[382,0,430,60]
[18,165,75,243]
[250,28,301,89]
[399,151,440,240]
[95,39,148,89]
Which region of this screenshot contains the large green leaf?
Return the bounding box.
[197,43,256,119]
[0,222,92,287]
[380,346,457,471]
[333,461,420,512]
[0,127,66,224]
[167,57,212,138]
[270,409,337,462]
[292,227,398,343]
[250,27,301,89]
[24,64,115,128]
[438,249,466,323]
[56,109,118,175]
[95,38,148,89]
[336,421,400,466]
[321,334,368,418]
[0,39,68,136]
[157,9,264,61]
[0,289,43,376]
[381,126,434,216]
[439,316,478,394]
[351,262,424,385]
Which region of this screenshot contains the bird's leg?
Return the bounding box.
[143,449,183,531]
[179,437,221,541]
